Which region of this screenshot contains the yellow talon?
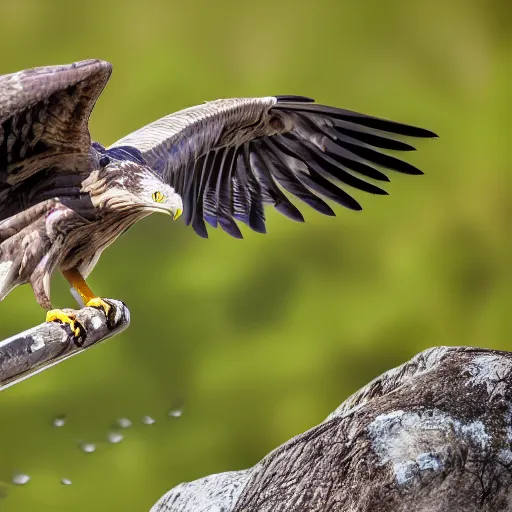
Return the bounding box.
[46,309,82,338]
[86,297,111,317]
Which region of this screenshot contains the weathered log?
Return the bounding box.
[152,346,512,512]
[0,299,129,390]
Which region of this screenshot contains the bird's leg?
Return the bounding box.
[45,268,111,336]
[61,268,111,317]
[45,309,84,338]
[45,269,85,337]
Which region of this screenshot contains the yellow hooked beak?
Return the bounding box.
[173,208,183,221]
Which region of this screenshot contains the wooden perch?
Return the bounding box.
[152,346,512,512]
[0,299,129,390]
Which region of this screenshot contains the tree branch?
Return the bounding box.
[152,346,512,512]
[0,299,130,390]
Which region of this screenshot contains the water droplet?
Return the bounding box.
[108,432,123,444]
[168,408,183,419]
[80,443,96,453]
[116,418,132,429]
[12,473,30,485]
[61,478,72,485]
[142,415,155,425]
[52,416,66,427]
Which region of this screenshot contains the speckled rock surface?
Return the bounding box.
[152,347,512,512]
[151,470,252,512]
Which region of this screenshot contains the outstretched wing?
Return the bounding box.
[0,59,112,188]
[110,96,436,238]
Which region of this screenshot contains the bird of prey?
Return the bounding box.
[0,59,436,336]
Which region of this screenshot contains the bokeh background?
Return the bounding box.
[0,0,510,509]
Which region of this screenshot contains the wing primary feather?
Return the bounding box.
[191,216,208,238]
[189,152,214,237]
[202,149,226,228]
[242,145,266,233]
[232,149,251,225]
[295,111,416,152]
[183,158,201,226]
[330,123,416,151]
[319,140,391,182]
[249,142,304,223]
[215,146,237,217]
[262,138,335,216]
[269,136,362,210]
[175,151,189,199]
[274,102,438,138]
[215,146,243,239]
[297,167,362,211]
[339,140,423,175]
[275,95,315,103]
[284,112,411,180]
[276,134,389,195]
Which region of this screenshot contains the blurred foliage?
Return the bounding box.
[0,0,511,509]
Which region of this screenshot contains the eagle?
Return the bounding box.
[0,59,436,336]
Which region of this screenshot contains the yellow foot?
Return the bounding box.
[86,297,111,317]
[46,310,83,338]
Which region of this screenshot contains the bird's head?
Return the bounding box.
[88,152,183,220]
[130,169,183,219]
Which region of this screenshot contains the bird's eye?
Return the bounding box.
[152,191,165,203]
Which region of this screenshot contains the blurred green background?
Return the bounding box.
[0,0,510,509]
